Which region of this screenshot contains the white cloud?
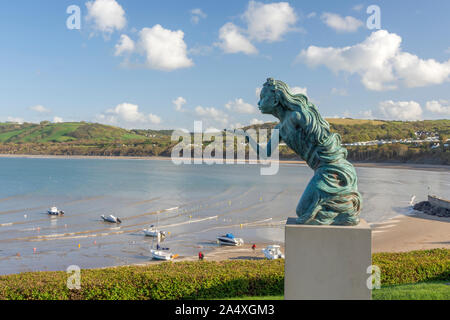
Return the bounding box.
[86,0,126,34]
[378,100,422,120]
[290,86,308,96]
[255,87,262,99]
[173,97,187,112]
[53,116,63,123]
[115,34,135,56]
[30,105,50,113]
[307,12,316,19]
[331,88,348,96]
[102,102,161,125]
[352,4,364,12]
[190,8,207,24]
[244,1,297,42]
[250,118,264,125]
[137,25,194,71]
[216,23,258,55]
[298,30,450,91]
[195,106,228,127]
[426,100,450,115]
[321,13,364,33]
[147,113,162,124]
[225,98,257,114]
[358,110,374,119]
[7,117,24,124]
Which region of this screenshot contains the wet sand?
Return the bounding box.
[130,211,450,267]
[371,212,450,253]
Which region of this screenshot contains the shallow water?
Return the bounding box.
[0,158,448,274]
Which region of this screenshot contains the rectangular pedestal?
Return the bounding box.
[284,218,372,300]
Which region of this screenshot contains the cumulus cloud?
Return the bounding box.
[298,30,450,91]
[100,102,161,126]
[216,23,258,55]
[426,100,450,115]
[290,86,308,96]
[250,118,264,125]
[7,116,24,124]
[195,106,228,127]
[190,8,207,24]
[216,1,297,55]
[29,105,50,113]
[114,34,135,56]
[378,100,422,120]
[331,88,348,96]
[173,97,187,112]
[225,98,258,114]
[86,0,126,35]
[137,25,193,71]
[321,12,364,32]
[244,1,297,42]
[53,116,63,123]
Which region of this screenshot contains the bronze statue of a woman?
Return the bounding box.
[243,78,362,225]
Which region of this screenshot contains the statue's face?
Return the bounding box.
[258,86,277,115]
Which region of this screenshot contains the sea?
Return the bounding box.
[0,157,448,274]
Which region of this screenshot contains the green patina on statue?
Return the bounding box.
[247,78,362,225]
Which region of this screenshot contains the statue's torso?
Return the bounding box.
[278,111,348,169]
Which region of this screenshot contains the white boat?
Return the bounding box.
[217,233,244,246]
[262,245,285,260]
[143,225,166,239]
[101,214,122,223]
[150,249,177,261]
[48,207,64,215]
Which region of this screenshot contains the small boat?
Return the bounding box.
[143,225,166,239]
[48,207,64,215]
[217,233,244,246]
[101,214,122,223]
[150,249,177,261]
[262,245,285,260]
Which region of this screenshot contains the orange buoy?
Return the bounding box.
[78,244,81,248]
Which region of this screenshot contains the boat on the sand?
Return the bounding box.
[262,245,285,260]
[217,233,244,246]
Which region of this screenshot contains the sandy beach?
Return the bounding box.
[371,212,450,253]
[131,211,450,266]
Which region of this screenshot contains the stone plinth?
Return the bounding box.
[284,218,372,300]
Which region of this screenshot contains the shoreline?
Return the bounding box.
[0,153,448,172]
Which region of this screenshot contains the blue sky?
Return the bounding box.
[1,0,449,130]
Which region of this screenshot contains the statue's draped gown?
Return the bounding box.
[280,108,362,225]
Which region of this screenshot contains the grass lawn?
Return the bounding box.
[219,281,450,300]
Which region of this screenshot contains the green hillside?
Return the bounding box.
[243,118,450,143]
[0,122,147,143]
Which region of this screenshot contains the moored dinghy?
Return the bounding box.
[101,214,122,223]
[48,207,64,215]
[217,233,244,246]
[143,225,167,239]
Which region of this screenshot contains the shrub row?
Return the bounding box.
[0,249,448,300]
[373,249,449,285]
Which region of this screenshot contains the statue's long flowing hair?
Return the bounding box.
[263,78,333,145]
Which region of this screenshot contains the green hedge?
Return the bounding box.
[0,260,284,300]
[373,249,449,285]
[0,249,448,300]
